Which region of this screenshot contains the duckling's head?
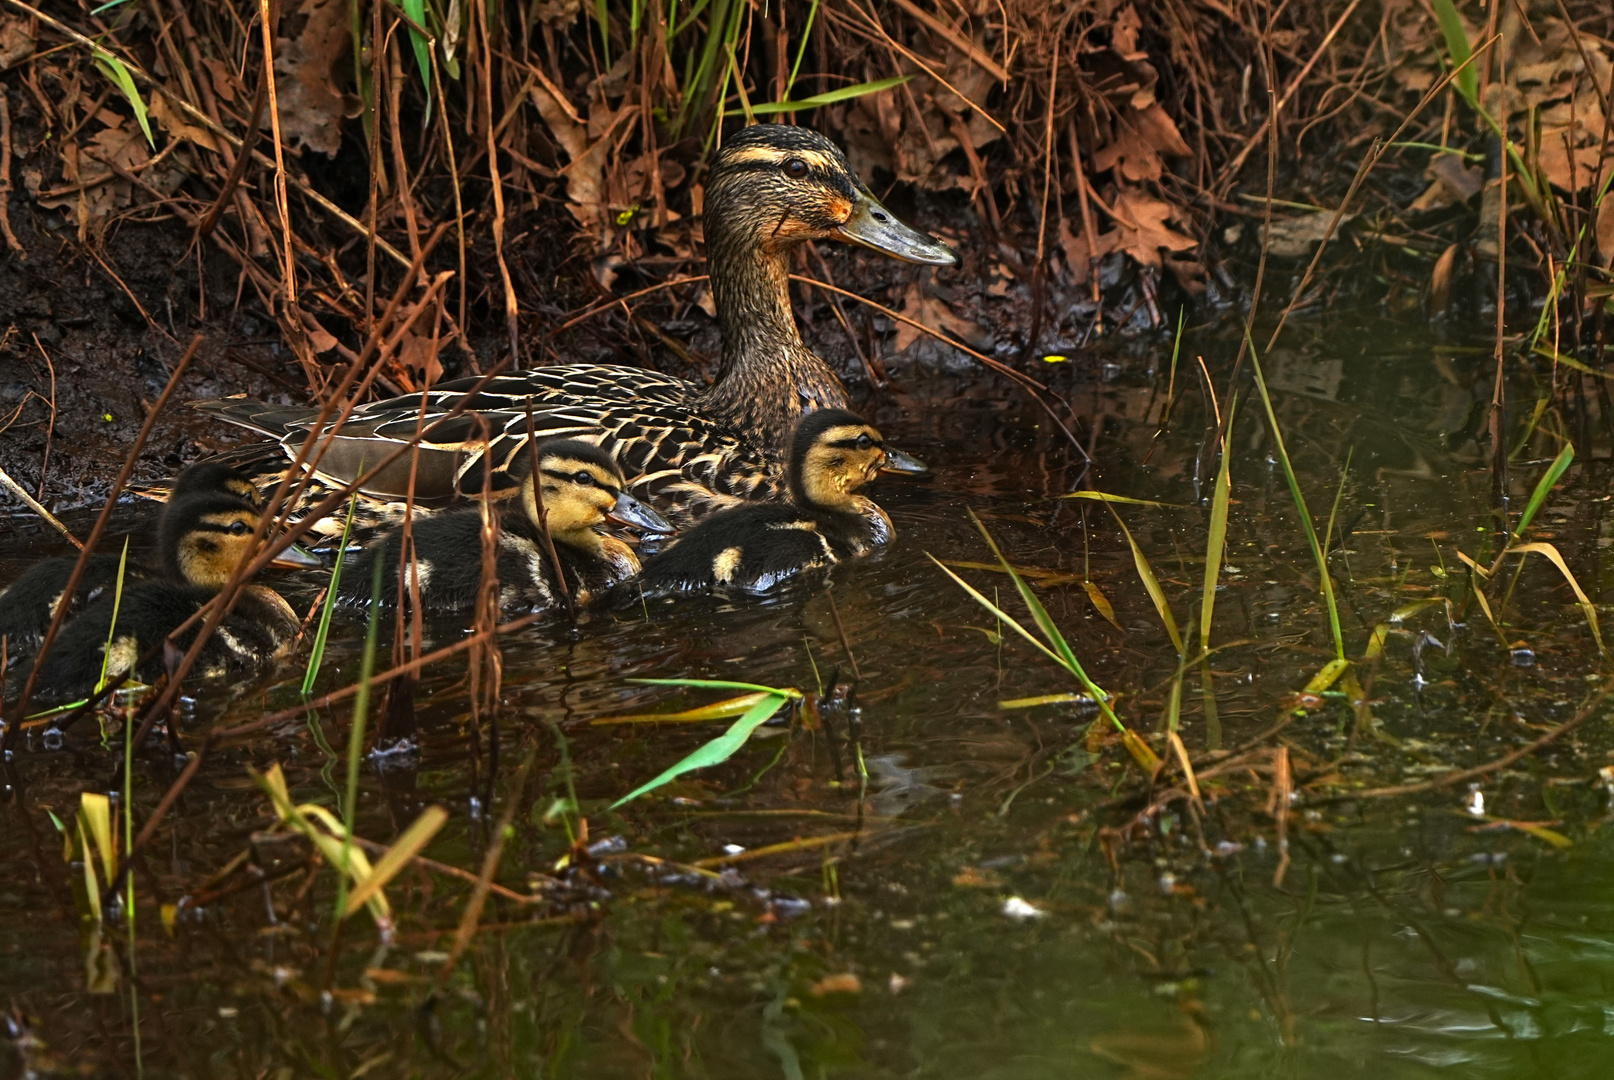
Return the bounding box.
[158,493,269,589]
[706,126,957,266]
[169,462,264,508]
[518,440,672,551]
[788,409,928,512]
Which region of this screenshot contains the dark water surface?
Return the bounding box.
[5,312,1614,1078]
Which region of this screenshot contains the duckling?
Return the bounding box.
[13,489,320,704]
[1,463,267,660]
[631,409,925,595]
[339,440,671,613]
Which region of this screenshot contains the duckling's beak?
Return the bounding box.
[836,187,958,266]
[270,542,324,570]
[879,447,929,475]
[607,491,674,534]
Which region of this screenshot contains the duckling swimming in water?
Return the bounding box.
[12,487,319,703]
[631,409,925,596]
[339,439,671,614]
[0,463,271,660]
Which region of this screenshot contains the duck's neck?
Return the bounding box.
[697,230,848,453]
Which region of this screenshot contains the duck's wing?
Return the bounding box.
[191,372,783,525]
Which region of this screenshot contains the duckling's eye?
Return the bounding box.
[573,471,596,487]
[782,157,809,179]
[228,521,251,536]
[856,434,874,450]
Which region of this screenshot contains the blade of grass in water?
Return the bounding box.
[301,494,358,696]
[1247,331,1345,660]
[1197,394,1234,749]
[611,690,793,807]
[1199,397,1235,652]
[940,513,1160,772]
[95,537,131,697]
[337,557,386,918]
[1105,505,1183,656]
[1511,441,1573,540]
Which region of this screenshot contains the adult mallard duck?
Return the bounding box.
[339,439,669,613]
[11,482,320,703]
[631,409,925,596]
[191,125,955,529]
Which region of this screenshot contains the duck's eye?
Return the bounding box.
[228,521,252,536]
[782,157,809,179]
[856,434,874,450]
[573,471,596,487]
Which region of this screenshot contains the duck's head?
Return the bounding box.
[706,126,957,266]
[168,461,264,508]
[788,409,928,512]
[518,440,672,550]
[159,492,320,590]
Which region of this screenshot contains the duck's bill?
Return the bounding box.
[836,191,958,266]
[608,491,674,534]
[879,447,930,475]
[270,542,324,570]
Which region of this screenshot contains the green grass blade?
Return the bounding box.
[92,51,153,148]
[783,0,821,101]
[1430,0,1478,105]
[928,555,1075,673]
[337,558,385,916]
[962,511,1123,731]
[1199,397,1235,652]
[1247,331,1345,659]
[1512,441,1574,539]
[611,692,789,807]
[401,0,434,123]
[301,494,357,696]
[742,75,912,116]
[96,537,131,695]
[1105,506,1183,656]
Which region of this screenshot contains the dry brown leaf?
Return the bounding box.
[1058,215,1092,284]
[1105,187,1197,269]
[272,0,356,156]
[1408,152,1482,213]
[529,77,615,229]
[1430,243,1458,313]
[396,329,444,386]
[891,280,986,354]
[1092,104,1190,183]
[1537,98,1608,194]
[150,94,221,154]
[1596,197,1614,269]
[200,57,238,104]
[34,122,150,233]
[0,13,35,70]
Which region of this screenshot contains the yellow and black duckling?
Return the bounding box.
[0,463,270,660]
[339,440,671,613]
[12,486,319,703]
[190,125,956,529]
[631,409,925,596]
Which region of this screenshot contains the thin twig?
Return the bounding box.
[0,90,23,252]
[0,464,80,548]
